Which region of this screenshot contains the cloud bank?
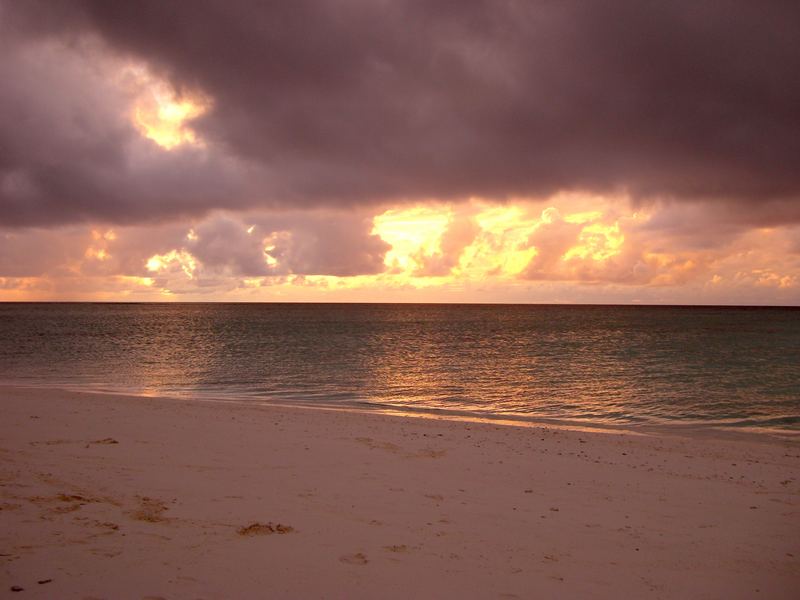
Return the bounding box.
[2,0,799,228]
[1,1,798,303]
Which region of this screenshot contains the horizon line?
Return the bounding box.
[1,301,798,309]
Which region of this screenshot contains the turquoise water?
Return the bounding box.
[0,303,798,430]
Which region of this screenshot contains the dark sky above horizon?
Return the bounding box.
[1,1,799,303]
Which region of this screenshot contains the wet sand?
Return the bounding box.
[1,385,798,599]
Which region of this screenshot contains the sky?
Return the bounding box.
[1,1,799,304]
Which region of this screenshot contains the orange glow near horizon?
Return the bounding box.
[1,197,797,303]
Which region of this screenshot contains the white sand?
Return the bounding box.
[1,385,798,599]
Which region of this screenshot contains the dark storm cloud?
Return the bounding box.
[0,25,245,227]
[2,0,800,227]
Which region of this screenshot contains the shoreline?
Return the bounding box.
[3,382,797,445]
[1,385,799,598]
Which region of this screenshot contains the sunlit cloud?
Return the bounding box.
[372,206,452,273]
[124,66,212,150]
[563,222,624,262]
[146,250,198,279]
[366,202,633,287]
[1,197,798,304]
[83,229,117,262]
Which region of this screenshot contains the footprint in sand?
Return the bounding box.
[355,437,445,459]
[237,522,295,536]
[355,437,401,453]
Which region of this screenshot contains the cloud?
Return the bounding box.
[1,199,798,303]
[256,212,390,277]
[179,212,390,278]
[1,2,799,304]
[0,209,390,291]
[188,218,270,277]
[1,0,799,230]
[522,208,583,279]
[0,26,244,227]
[0,227,86,276]
[413,213,480,277]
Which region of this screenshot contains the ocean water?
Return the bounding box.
[0,303,798,431]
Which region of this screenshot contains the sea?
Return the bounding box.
[0,303,798,433]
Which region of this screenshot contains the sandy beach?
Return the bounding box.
[1,385,798,599]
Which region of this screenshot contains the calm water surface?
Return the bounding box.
[0,303,798,431]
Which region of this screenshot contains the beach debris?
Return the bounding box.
[10,586,23,592]
[86,437,120,448]
[30,439,74,446]
[383,544,408,553]
[131,497,169,522]
[51,503,81,514]
[416,448,446,459]
[28,492,120,517]
[57,494,90,503]
[340,552,368,565]
[37,579,52,585]
[237,522,294,536]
